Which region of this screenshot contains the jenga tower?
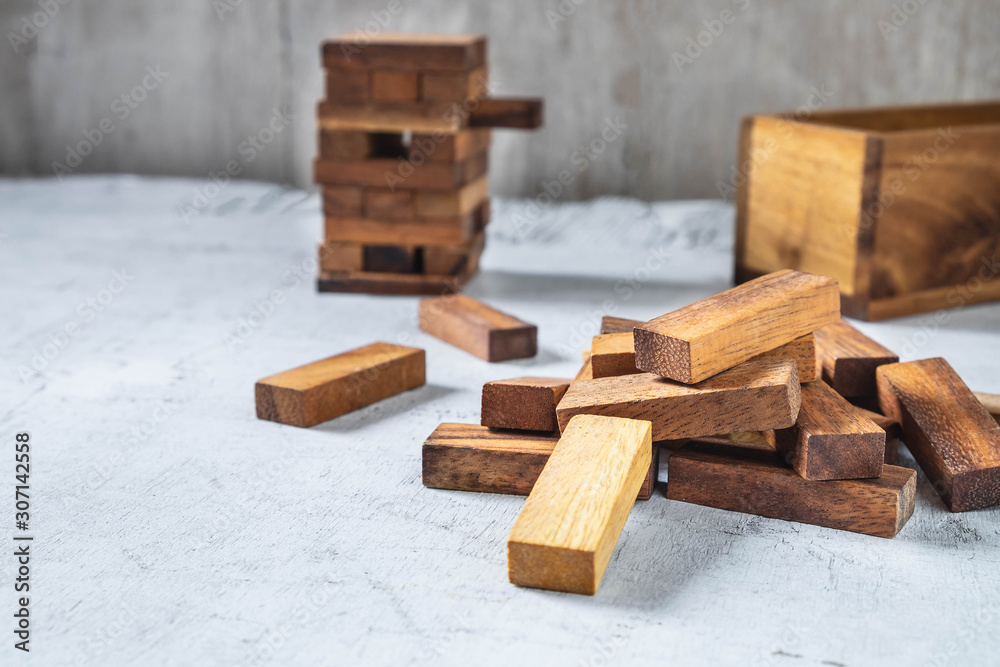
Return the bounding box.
[315,32,543,295]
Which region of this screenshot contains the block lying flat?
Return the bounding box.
[667,441,917,538]
[634,269,839,383]
[507,415,652,595]
[974,392,1000,425]
[481,377,570,432]
[770,380,885,480]
[255,342,425,427]
[878,358,1000,512]
[421,423,657,500]
[322,32,487,71]
[591,332,818,382]
[419,295,537,361]
[814,318,898,398]
[556,358,801,441]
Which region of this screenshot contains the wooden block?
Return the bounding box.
[255,342,425,427]
[362,245,420,274]
[419,295,536,362]
[324,203,483,247]
[412,129,491,162]
[634,269,839,384]
[556,358,801,441]
[325,68,369,103]
[574,351,593,382]
[507,415,652,595]
[600,315,642,334]
[317,270,468,296]
[321,186,363,217]
[314,153,486,190]
[667,441,916,538]
[371,70,420,102]
[857,407,901,464]
[421,67,488,102]
[323,32,486,71]
[975,392,1000,425]
[414,176,488,218]
[318,241,363,272]
[421,423,657,500]
[591,332,818,382]
[318,101,466,133]
[423,232,485,276]
[770,380,885,480]
[470,98,544,129]
[318,130,373,161]
[814,318,898,398]
[363,188,414,219]
[877,358,1000,512]
[481,377,570,432]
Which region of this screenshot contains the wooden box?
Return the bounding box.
[735,101,1000,320]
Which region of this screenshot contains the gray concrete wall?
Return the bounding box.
[2,0,999,200]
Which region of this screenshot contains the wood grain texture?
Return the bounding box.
[592,331,818,382]
[314,152,487,190]
[322,32,487,71]
[814,318,898,398]
[481,377,570,432]
[770,380,885,480]
[634,270,839,383]
[556,358,801,441]
[667,441,916,538]
[255,342,425,427]
[419,295,537,362]
[975,392,1000,425]
[421,423,656,500]
[507,415,652,595]
[600,315,642,334]
[857,407,901,464]
[469,98,544,129]
[877,358,1000,512]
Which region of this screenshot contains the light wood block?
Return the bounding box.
[975,392,1000,425]
[363,188,414,219]
[421,423,657,500]
[318,241,363,272]
[419,295,536,362]
[255,342,425,427]
[323,32,487,71]
[421,67,488,102]
[314,152,487,190]
[556,358,801,441]
[634,269,839,384]
[770,380,885,480]
[574,351,593,383]
[371,70,420,102]
[507,415,652,595]
[591,331,818,382]
[667,441,916,538]
[877,358,1000,512]
[814,318,898,398]
[325,68,369,103]
[481,377,570,432]
[414,176,489,218]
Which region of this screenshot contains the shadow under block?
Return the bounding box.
[255,342,425,427]
[481,377,570,432]
[362,245,420,274]
[323,32,487,72]
[771,380,885,480]
[814,318,898,398]
[975,392,1000,425]
[507,415,652,595]
[877,358,1000,512]
[736,101,1000,321]
[419,295,537,362]
[421,423,657,500]
[314,152,487,190]
[556,358,801,441]
[667,442,916,538]
[634,270,839,384]
[591,331,818,382]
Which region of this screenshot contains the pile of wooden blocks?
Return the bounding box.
[422,269,1000,595]
[314,32,543,295]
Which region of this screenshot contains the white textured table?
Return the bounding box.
[2,176,999,666]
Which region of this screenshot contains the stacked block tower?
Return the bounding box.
[315,32,543,295]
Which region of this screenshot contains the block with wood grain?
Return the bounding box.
[856,407,901,464]
[507,415,652,595]
[768,379,885,480]
[633,270,839,383]
[315,32,542,295]
[814,318,898,398]
[556,358,801,441]
[667,441,916,538]
[421,423,658,500]
[591,330,818,382]
[255,342,425,427]
[419,295,537,361]
[481,377,570,432]
[877,358,1000,512]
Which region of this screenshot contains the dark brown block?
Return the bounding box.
[323,33,487,71]
[814,318,898,398]
[314,152,487,190]
[469,98,543,129]
[481,377,570,432]
[325,68,369,102]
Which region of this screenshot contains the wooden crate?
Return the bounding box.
[735,101,1000,320]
